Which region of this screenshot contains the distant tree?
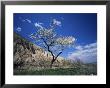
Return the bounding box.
[29,19,75,68]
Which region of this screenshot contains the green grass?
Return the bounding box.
[14,65,97,75]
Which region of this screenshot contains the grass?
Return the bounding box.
[14,64,97,75]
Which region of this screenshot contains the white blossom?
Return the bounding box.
[37,29,55,38]
[29,33,37,39]
[29,18,76,57]
[56,36,75,45]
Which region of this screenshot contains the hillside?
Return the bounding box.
[14,32,97,75]
[14,32,74,69]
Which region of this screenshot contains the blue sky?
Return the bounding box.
[14,13,97,63]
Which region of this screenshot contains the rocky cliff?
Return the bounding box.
[14,33,73,70]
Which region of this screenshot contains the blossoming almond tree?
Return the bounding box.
[29,19,75,68]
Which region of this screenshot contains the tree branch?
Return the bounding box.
[55,52,62,61]
[41,38,48,47]
[41,38,55,59]
[47,46,55,59]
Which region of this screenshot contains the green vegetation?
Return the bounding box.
[14,63,97,75]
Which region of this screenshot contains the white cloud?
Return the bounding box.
[34,22,44,29]
[68,42,97,63]
[16,27,21,32]
[19,17,31,23]
[84,43,96,49]
[25,19,31,23]
[75,45,83,50]
[53,19,61,26]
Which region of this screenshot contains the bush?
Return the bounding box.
[14,58,25,69]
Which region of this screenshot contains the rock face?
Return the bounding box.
[14,33,73,69]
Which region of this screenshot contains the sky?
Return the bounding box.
[14,13,97,63]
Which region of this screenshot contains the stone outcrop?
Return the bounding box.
[14,33,73,69]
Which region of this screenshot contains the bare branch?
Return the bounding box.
[41,38,55,59]
[55,52,62,61]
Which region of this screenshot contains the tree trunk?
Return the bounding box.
[50,59,54,68]
[50,57,56,68]
[50,52,62,68]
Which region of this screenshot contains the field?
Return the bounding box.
[14,63,97,75]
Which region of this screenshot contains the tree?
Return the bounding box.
[29,19,75,68]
